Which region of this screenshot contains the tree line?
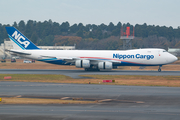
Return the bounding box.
[0,19,180,49]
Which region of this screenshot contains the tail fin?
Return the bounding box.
[5,27,39,50]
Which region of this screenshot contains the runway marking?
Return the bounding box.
[61,97,70,100]
[98,99,112,102]
[15,95,22,98]
[98,99,144,103]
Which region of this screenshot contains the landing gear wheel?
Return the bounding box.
[158,68,161,72]
[158,66,162,72]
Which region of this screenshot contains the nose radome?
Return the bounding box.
[171,55,178,62]
[166,53,178,64]
[174,56,178,61]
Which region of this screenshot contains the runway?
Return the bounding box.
[0,81,180,120]
[0,69,180,78]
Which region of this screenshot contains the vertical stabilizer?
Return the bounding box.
[5,27,39,50]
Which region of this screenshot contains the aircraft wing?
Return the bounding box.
[56,57,121,65]
[78,57,121,63]
[38,56,77,65]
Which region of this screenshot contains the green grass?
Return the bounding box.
[1,74,180,81]
[0,74,71,81]
[80,75,180,81]
[1,74,180,87]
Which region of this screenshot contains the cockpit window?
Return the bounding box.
[163,50,167,52]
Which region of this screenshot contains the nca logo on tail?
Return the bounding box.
[12,31,30,48]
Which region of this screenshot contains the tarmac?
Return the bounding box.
[0,81,180,120]
[0,69,180,78]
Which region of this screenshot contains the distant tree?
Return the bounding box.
[52,22,61,35]
[43,35,54,46]
[174,28,180,38]
[30,32,38,44]
[60,21,70,32]
[116,22,122,35]
[77,29,84,37]
[54,35,82,46]
[12,22,18,28]
[18,20,25,31]
[85,24,92,32]
[48,19,53,25]
[0,19,180,50]
[41,27,51,37]
[2,24,10,41]
[70,24,78,33]
[141,23,148,37]
[96,28,103,39]
[99,23,107,31]
[25,20,34,38]
[112,28,120,36]
[107,22,115,31]
[88,31,93,38]
[135,23,148,37]
[167,27,174,40]
[77,23,84,31]
[91,24,98,31]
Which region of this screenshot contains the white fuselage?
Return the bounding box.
[13,48,177,66]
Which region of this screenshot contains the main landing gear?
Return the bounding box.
[85,68,100,71]
[158,65,162,72]
[84,66,100,71]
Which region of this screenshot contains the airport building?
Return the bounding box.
[0,39,76,59]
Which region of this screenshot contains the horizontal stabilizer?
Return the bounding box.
[7,50,31,55]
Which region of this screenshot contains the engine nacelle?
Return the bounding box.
[98,62,112,69]
[75,60,90,68]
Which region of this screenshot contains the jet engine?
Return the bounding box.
[98,62,112,70]
[75,60,90,68]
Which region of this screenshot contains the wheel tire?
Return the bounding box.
[158,68,161,72]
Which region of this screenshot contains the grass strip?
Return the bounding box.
[0,74,71,80]
[80,75,180,87]
[0,74,180,87]
[0,97,96,104]
[80,75,180,80]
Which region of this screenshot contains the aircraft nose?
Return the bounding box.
[171,55,178,62]
[174,56,178,61]
[166,54,178,63]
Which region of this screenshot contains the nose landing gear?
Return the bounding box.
[158,65,162,72]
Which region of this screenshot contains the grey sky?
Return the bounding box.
[0,0,179,28]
